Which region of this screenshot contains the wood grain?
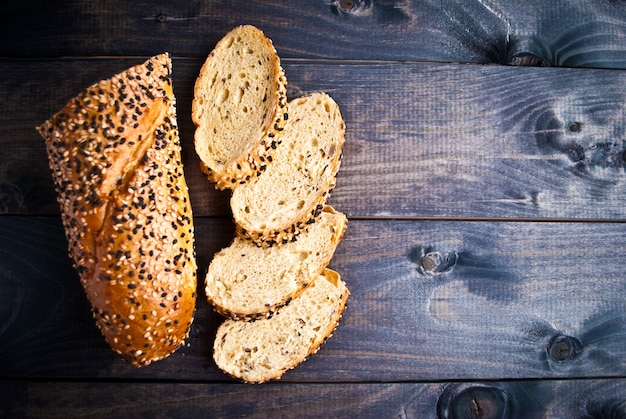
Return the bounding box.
[2,379,626,418]
[496,0,626,68]
[2,1,626,414]
[0,0,512,63]
[2,1,626,69]
[3,58,625,219]
[2,216,625,381]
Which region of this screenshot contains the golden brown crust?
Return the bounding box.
[192,25,289,190]
[213,269,349,383]
[231,93,345,248]
[37,53,197,367]
[299,269,349,367]
[206,206,348,321]
[234,199,338,248]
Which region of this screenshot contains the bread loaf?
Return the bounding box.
[192,25,288,190]
[213,269,349,383]
[205,206,347,320]
[36,53,197,367]
[231,92,345,247]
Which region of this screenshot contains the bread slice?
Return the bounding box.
[205,206,347,320]
[213,269,349,383]
[37,54,197,367]
[192,25,288,189]
[231,92,345,247]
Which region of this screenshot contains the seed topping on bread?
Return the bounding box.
[37,54,197,367]
[191,25,351,382]
[192,25,288,189]
[205,206,347,320]
[231,92,345,247]
[213,269,349,383]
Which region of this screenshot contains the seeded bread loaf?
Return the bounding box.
[231,92,345,247]
[206,206,347,320]
[213,268,349,383]
[192,25,288,189]
[36,54,197,367]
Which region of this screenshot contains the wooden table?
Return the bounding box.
[2,1,626,417]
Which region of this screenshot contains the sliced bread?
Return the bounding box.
[192,25,288,189]
[213,268,349,383]
[205,206,347,320]
[231,92,345,247]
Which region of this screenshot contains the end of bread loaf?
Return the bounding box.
[213,269,349,383]
[37,53,197,367]
[192,25,288,190]
[205,206,347,320]
[231,92,345,247]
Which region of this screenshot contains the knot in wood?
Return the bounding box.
[331,0,371,15]
[156,13,166,23]
[412,248,458,277]
[508,53,550,67]
[338,0,357,12]
[548,335,582,362]
[567,121,583,133]
[437,385,511,419]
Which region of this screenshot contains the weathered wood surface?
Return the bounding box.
[2,0,626,68]
[2,216,625,381]
[3,59,626,220]
[3,379,626,418]
[1,1,626,417]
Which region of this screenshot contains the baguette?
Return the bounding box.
[192,25,288,189]
[205,206,347,320]
[231,92,345,247]
[213,269,349,383]
[36,53,197,367]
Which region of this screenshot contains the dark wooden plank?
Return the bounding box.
[2,58,625,220]
[2,1,626,69]
[315,61,626,220]
[497,0,626,68]
[2,216,625,381]
[2,379,626,418]
[0,0,509,63]
[331,218,626,381]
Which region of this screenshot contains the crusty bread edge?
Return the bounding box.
[214,268,350,384]
[37,53,198,367]
[208,206,348,320]
[233,94,346,248]
[192,25,289,190]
